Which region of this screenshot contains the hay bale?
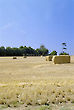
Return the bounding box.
[41,55,43,57]
[46,56,53,61]
[13,56,17,59]
[52,55,70,64]
[23,56,27,58]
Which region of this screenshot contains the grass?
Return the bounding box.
[0,105,8,109]
[0,81,74,106]
[60,107,71,110]
[38,105,52,110]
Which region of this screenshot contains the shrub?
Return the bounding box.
[59,52,69,55]
[49,51,57,55]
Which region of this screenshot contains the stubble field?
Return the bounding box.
[0,56,74,110]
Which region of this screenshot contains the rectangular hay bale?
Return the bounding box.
[52,55,70,64]
[46,56,53,61]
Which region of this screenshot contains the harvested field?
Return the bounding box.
[0,56,74,110]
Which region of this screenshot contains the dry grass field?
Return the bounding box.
[0,56,74,110]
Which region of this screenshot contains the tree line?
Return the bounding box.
[0,43,69,56]
[0,45,50,56]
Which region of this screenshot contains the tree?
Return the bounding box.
[50,51,57,55]
[40,45,49,56]
[36,48,43,56]
[0,46,6,56]
[59,43,69,55]
[0,45,49,56]
[18,46,27,56]
[36,45,49,56]
[40,45,45,50]
[6,47,13,56]
[19,46,24,49]
[59,52,69,55]
[62,43,67,53]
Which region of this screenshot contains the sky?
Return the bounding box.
[0,0,74,55]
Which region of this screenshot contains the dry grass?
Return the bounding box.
[0,56,74,109]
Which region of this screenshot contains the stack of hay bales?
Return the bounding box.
[46,56,53,61]
[52,55,70,64]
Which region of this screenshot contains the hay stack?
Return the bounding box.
[13,56,17,59]
[46,56,53,61]
[52,55,70,64]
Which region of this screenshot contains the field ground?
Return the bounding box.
[0,56,74,110]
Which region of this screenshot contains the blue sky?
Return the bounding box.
[0,0,74,55]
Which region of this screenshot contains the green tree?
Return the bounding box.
[59,52,69,55]
[0,45,49,56]
[6,47,13,56]
[19,46,24,49]
[36,45,49,56]
[40,45,45,50]
[59,43,69,55]
[50,51,57,55]
[0,46,6,56]
[62,43,67,53]
[36,48,42,56]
